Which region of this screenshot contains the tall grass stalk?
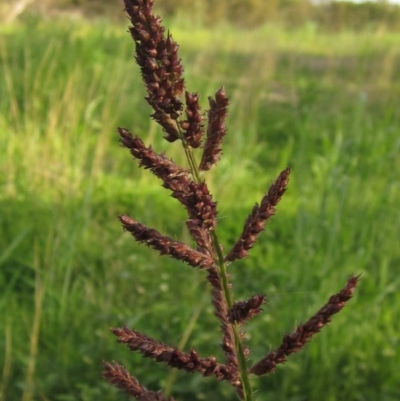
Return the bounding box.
[21,242,46,401]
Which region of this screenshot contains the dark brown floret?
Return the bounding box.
[174,181,217,231]
[180,92,204,148]
[206,267,239,369]
[186,219,214,256]
[228,295,266,324]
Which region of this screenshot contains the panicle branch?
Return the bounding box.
[102,361,175,401]
[228,295,266,324]
[180,92,204,148]
[200,88,229,171]
[123,0,184,142]
[206,267,239,369]
[111,326,239,384]
[119,128,218,233]
[250,275,360,376]
[225,168,290,263]
[119,215,214,269]
[119,128,190,182]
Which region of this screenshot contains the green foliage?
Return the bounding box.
[1,16,399,401]
[3,0,400,30]
[316,1,400,31]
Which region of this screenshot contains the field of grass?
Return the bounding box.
[1,13,399,401]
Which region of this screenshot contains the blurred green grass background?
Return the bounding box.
[1,9,400,401]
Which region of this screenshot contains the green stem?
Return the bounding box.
[179,133,254,401]
[211,231,254,401]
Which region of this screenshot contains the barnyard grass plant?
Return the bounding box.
[102,1,359,400]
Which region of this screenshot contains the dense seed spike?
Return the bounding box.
[181,92,204,148]
[250,275,360,376]
[123,0,184,141]
[120,215,215,269]
[206,267,239,368]
[200,87,229,171]
[102,361,175,401]
[111,326,239,384]
[225,168,290,263]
